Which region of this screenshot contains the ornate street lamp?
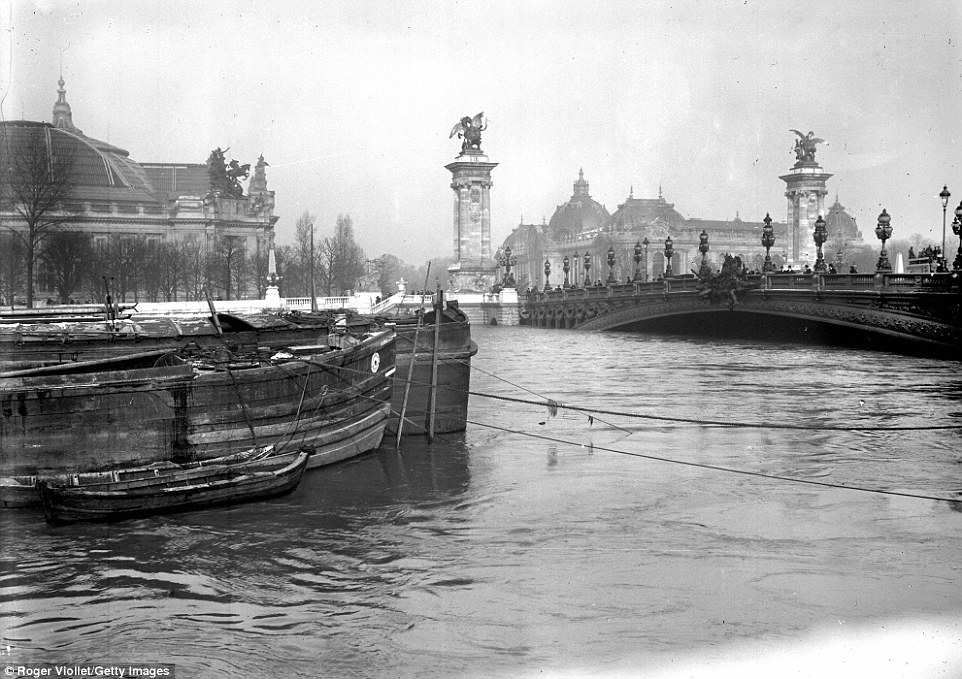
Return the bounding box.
[606,246,616,284]
[953,200,962,270]
[544,259,551,291]
[583,251,592,287]
[633,241,643,281]
[642,237,649,282]
[875,209,893,273]
[562,255,571,288]
[499,245,517,286]
[572,251,580,287]
[664,236,674,278]
[813,215,828,272]
[761,213,775,272]
[698,230,710,276]
[940,185,951,271]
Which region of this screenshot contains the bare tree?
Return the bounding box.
[0,125,78,307]
[0,232,26,307]
[215,235,247,300]
[291,211,317,297]
[40,231,94,303]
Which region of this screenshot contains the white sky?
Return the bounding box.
[2,0,960,263]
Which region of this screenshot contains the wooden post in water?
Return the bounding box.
[427,283,442,442]
[395,262,431,450]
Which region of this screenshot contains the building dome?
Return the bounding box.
[0,79,166,209]
[5,122,156,201]
[546,169,611,241]
[824,196,862,245]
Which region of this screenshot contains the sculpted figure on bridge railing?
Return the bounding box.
[695,254,759,309]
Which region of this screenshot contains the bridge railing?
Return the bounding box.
[527,270,959,303]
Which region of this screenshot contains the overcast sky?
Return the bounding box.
[2,0,960,263]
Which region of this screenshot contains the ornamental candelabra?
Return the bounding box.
[642,237,649,282]
[562,255,571,288]
[953,201,962,270]
[583,251,592,287]
[606,246,616,284]
[940,185,951,271]
[698,230,710,276]
[664,236,674,278]
[813,214,828,273]
[761,213,775,272]
[633,241,643,281]
[543,259,551,291]
[875,209,893,273]
[499,245,517,287]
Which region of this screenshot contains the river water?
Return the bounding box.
[1,325,961,678]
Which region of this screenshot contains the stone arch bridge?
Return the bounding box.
[521,273,960,356]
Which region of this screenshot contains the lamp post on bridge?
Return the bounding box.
[544,259,551,291]
[761,213,776,273]
[953,201,962,270]
[664,236,674,278]
[499,246,516,287]
[642,237,649,282]
[562,256,570,288]
[606,246,616,284]
[813,214,828,273]
[875,209,893,273]
[633,241,643,282]
[572,251,580,288]
[583,251,592,287]
[940,185,951,272]
[698,230,710,276]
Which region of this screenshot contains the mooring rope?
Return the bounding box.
[320,358,962,432]
[466,418,962,505]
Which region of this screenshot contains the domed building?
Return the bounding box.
[823,196,862,255]
[546,169,611,241]
[0,78,277,304]
[502,170,798,290]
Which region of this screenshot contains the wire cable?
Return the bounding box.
[467,418,962,505]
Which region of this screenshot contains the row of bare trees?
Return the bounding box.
[270,211,368,298]
[0,230,270,306]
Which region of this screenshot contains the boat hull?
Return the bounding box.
[386,304,477,436]
[0,330,396,505]
[38,450,310,523]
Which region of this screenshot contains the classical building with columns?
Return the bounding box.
[0,78,278,263]
[500,161,862,290]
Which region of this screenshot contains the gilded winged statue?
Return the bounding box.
[450,112,487,153]
[790,129,824,164]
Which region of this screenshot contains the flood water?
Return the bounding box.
[2,325,961,678]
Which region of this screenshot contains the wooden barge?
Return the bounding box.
[0,328,396,507]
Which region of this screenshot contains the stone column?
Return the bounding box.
[445,151,499,292]
[780,164,832,267]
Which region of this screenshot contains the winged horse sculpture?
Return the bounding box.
[450,112,487,153]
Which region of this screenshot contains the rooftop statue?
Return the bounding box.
[790,129,824,165]
[207,147,250,198]
[449,112,486,154]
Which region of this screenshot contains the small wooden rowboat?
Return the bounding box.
[37,449,310,523]
[1,445,277,509]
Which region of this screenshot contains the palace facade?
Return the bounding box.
[500,169,863,290]
[0,78,277,262]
